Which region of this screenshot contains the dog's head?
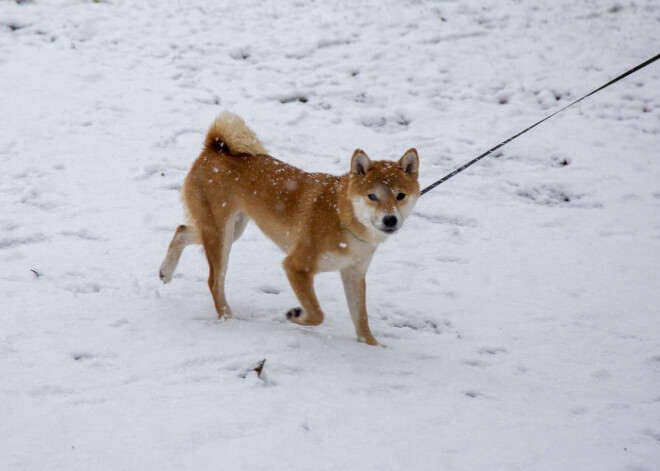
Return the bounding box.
[348,148,420,241]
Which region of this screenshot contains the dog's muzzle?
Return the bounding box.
[378,215,400,234]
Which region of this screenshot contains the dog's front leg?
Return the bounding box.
[340,264,379,346]
[283,255,324,327]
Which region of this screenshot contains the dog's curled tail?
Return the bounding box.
[203,111,267,156]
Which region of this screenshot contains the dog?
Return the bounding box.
[159,112,420,346]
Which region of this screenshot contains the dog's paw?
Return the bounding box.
[358,335,381,347]
[215,304,233,319]
[286,307,303,320]
[286,307,324,326]
[159,268,171,283]
[159,258,176,283]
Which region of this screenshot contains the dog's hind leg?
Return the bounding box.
[232,211,250,241]
[159,225,199,283]
[200,212,240,319]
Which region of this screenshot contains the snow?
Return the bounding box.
[1,0,659,469]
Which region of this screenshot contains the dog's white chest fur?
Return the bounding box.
[316,238,376,273]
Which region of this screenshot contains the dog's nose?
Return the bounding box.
[383,215,398,228]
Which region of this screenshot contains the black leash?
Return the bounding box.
[420,53,660,196]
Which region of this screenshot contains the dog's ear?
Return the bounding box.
[398,148,419,175]
[351,149,371,176]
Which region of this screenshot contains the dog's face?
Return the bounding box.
[348,149,420,240]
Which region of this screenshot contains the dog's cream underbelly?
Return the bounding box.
[316,252,356,272]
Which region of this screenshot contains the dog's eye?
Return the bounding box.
[367,193,378,201]
[396,193,406,200]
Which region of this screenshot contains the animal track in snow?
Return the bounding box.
[516,184,583,206]
[463,389,483,398]
[643,428,660,442]
[72,352,96,361]
[230,46,251,60]
[381,310,452,336]
[0,233,48,249]
[257,285,281,294]
[647,355,660,370]
[360,113,411,131]
[278,93,309,104]
[463,359,489,368]
[413,211,478,227]
[29,385,74,397]
[478,347,507,355]
[65,282,103,294]
[61,229,100,240]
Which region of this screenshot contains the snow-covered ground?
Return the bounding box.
[1,0,659,469]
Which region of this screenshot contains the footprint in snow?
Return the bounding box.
[72,353,95,361]
[463,359,489,368]
[516,184,582,206]
[477,347,507,355]
[463,390,483,399]
[257,285,281,294]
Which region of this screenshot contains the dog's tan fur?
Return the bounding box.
[160,112,420,346]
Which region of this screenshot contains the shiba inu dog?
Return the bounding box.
[159,112,420,346]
